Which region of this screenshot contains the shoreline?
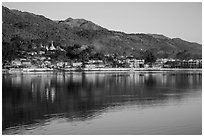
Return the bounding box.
[2,68,202,73]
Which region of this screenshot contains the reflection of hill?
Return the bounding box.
[2,72,202,130]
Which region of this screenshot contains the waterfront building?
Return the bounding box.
[56,62,65,68]
[72,62,83,68]
[11,59,22,67]
[38,51,46,55]
[85,60,105,68]
[64,62,72,68]
[27,51,37,56]
[180,59,202,68]
[163,60,181,68]
[126,59,144,68]
[45,60,52,66]
[21,60,32,68]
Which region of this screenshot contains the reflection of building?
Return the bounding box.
[129,73,140,84]
[72,74,82,83]
[85,74,97,83]
[45,87,56,103]
[161,74,167,85]
[11,74,22,85]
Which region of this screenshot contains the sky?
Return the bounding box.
[2,2,202,44]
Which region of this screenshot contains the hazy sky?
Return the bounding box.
[2,2,202,44]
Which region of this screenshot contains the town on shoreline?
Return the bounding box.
[3,56,202,73]
[3,41,202,73]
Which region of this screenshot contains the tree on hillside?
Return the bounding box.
[79,46,94,67]
[66,44,81,59]
[91,52,104,60]
[65,44,94,63]
[2,41,18,61]
[176,50,191,60]
[10,35,23,49]
[143,50,156,65]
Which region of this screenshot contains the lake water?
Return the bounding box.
[2,71,202,135]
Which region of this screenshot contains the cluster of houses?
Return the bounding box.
[4,57,202,70]
[158,58,202,68]
[2,41,202,70]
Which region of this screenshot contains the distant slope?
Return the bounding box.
[2,6,202,59]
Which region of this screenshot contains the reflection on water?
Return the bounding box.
[2,71,202,134]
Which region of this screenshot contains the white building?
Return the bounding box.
[72,62,83,67]
[11,59,22,67]
[49,41,56,50]
[126,59,144,68]
[85,60,105,68]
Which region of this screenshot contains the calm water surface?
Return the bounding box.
[2,71,202,134]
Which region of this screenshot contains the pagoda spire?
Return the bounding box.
[50,40,56,50]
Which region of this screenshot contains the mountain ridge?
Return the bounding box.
[2,6,202,59]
